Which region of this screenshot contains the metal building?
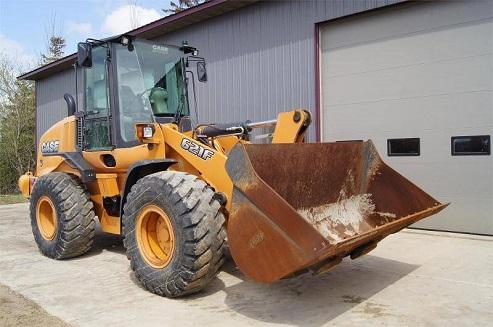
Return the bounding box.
[20,0,493,235]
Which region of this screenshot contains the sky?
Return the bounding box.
[0,0,172,69]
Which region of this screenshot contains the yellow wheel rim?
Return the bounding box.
[136,205,175,269]
[36,196,57,240]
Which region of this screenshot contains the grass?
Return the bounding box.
[0,194,27,205]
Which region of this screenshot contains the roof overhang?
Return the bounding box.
[18,0,259,81]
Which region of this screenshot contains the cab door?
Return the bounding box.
[83,45,113,151]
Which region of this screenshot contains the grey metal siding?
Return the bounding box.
[35,0,403,144]
[35,68,82,143]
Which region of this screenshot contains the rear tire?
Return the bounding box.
[30,172,96,259]
[122,171,226,297]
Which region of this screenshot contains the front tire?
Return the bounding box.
[30,172,96,259]
[122,171,226,297]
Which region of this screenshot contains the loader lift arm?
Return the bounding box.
[192,109,312,154]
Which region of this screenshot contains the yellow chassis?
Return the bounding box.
[19,110,310,235]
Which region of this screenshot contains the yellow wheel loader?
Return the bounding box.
[19,36,447,297]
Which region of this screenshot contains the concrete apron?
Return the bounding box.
[0,203,492,326]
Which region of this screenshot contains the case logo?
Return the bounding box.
[41,140,60,154]
[181,139,214,160]
[152,45,169,54]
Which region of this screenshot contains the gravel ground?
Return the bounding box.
[0,283,68,327]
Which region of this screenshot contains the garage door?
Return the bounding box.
[320,0,493,235]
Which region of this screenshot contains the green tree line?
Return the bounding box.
[0,31,66,194]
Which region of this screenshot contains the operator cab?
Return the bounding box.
[75,36,206,151]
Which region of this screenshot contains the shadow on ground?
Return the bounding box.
[220,255,418,326]
[71,224,125,260]
[70,224,419,327]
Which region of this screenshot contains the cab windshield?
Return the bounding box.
[115,40,189,142]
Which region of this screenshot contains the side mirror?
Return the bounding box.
[77,42,92,67]
[197,61,207,82]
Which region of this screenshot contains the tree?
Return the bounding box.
[0,58,35,193]
[0,15,65,193]
[129,1,141,29]
[41,15,66,64]
[163,0,206,14]
[41,36,66,64]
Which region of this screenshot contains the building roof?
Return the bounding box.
[18,0,258,81]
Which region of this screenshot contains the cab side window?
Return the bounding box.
[84,46,112,150]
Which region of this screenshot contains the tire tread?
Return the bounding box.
[122,171,226,297]
[30,172,96,259]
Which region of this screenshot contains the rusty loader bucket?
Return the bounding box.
[225,140,448,283]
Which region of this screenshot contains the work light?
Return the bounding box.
[121,36,130,46]
[143,126,153,138]
[136,123,155,140]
